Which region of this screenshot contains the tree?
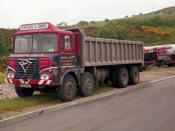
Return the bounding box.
[0,29,16,54]
[90,21,96,25]
[139,13,143,16]
[57,22,68,28]
[105,18,110,22]
[77,20,89,27]
[0,32,6,55]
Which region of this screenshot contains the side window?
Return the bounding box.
[64,36,71,50]
[60,34,74,52]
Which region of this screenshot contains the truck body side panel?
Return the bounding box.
[82,37,144,67]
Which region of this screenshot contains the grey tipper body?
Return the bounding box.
[82,37,144,67]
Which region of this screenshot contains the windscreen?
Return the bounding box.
[14,33,58,53]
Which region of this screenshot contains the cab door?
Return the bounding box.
[60,33,77,68]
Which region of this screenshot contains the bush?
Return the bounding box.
[77,21,89,27]
[0,56,8,72]
[0,32,6,55]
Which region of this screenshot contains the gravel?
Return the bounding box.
[0,67,175,100]
[0,84,17,100]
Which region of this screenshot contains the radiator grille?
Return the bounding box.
[16,58,38,79]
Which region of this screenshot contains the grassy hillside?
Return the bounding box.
[76,7,175,46]
[1,6,175,55]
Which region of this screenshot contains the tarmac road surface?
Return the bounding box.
[1,78,175,131]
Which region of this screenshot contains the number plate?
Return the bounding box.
[19,84,31,88]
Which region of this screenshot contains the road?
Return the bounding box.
[1,78,175,131]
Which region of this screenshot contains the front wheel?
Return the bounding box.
[15,87,34,97]
[57,75,77,102]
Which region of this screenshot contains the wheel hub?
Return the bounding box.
[65,81,74,96]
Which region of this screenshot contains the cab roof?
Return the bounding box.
[15,22,71,35]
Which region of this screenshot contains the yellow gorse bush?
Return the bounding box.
[141,26,170,37]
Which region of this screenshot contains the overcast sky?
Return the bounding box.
[0,0,175,28]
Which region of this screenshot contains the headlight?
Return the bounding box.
[40,74,50,80]
[7,72,15,79]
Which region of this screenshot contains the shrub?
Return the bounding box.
[0,56,8,72]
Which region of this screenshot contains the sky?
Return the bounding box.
[0,0,175,28]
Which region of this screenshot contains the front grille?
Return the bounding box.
[16,58,38,79]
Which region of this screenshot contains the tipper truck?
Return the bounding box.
[6,22,144,101]
[144,44,175,67]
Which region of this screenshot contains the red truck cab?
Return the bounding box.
[6,22,81,100]
[144,45,175,67]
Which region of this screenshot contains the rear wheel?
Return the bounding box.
[15,87,34,97]
[112,68,129,88]
[129,66,139,85]
[117,68,129,88]
[57,75,77,102]
[79,72,94,97]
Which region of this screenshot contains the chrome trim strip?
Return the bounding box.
[62,66,75,68]
[39,67,58,73]
[7,66,16,72]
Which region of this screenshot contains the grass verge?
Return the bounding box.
[0,93,58,116]
[93,83,112,94]
[0,84,112,117]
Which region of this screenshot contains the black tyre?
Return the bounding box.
[15,87,34,97]
[112,68,129,88]
[79,72,94,97]
[129,66,139,85]
[57,75,77,102]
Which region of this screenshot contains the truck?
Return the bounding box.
[6,22,144,101]
[144,44,175,67]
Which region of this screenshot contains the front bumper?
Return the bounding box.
[5,78,52,86]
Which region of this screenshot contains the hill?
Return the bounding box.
[1,6,175,56]
[144,6,175,20]
[74,7,175,46]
